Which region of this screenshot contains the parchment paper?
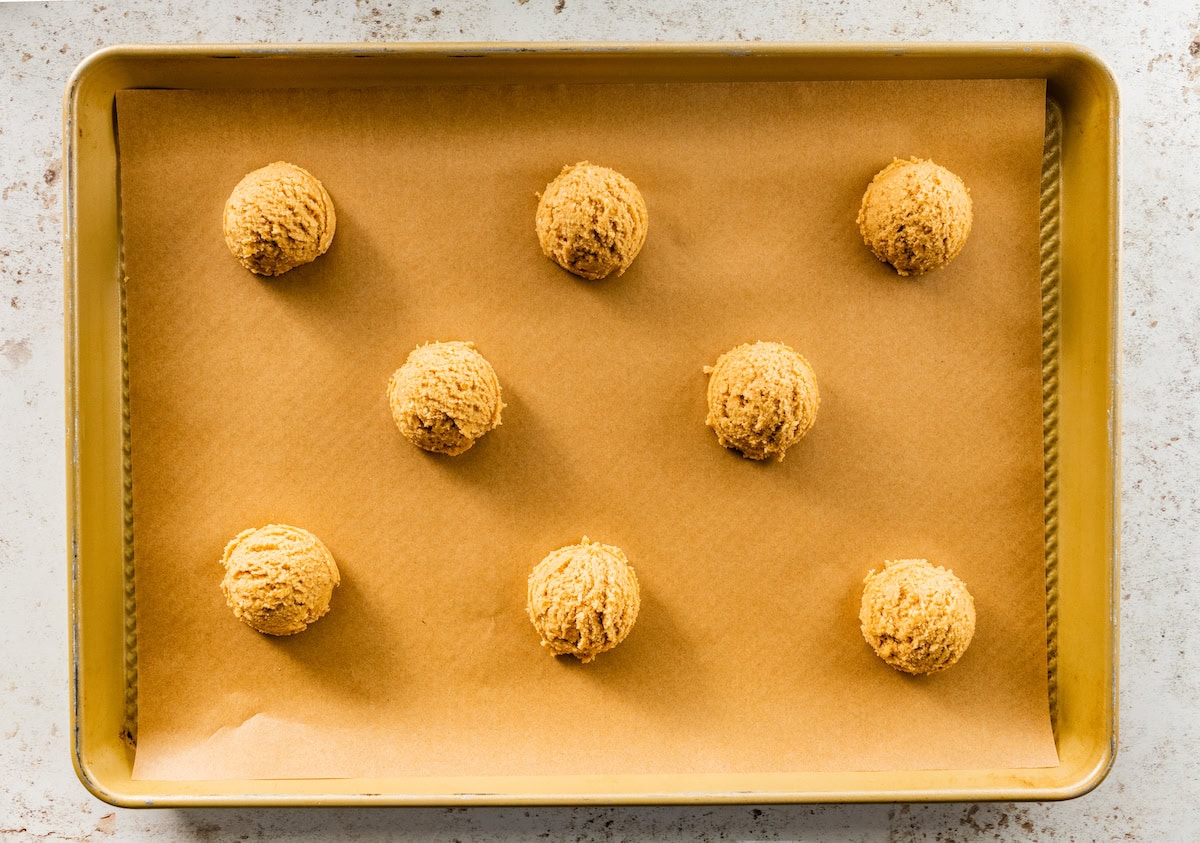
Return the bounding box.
[118,79,1057,780]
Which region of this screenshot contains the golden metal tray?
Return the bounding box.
[65,42,1118,806]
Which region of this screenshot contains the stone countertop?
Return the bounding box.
[2,1,1195,840]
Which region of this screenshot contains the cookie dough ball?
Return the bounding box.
[704,341,820,462]
[535,161,648,280]
[859,558,976,675]
[387,341,504,456]
[857,157,972,276]
[222,161,336,276]
[220,524,340,636]
[527,537,641,663]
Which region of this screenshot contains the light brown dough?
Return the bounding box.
[857,157,972,276]
[704,340,820,462]
[526,537,641,663]
[387,341,504,456]
[220,524,340,636]
[222,161,336,276]
[535,161,648,280]
[859,558,976,675]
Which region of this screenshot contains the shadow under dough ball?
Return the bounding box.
[857,157,972,277]
[535,161,649,280]
[220,524,341,636]
[222,161,337,276]
[526,537,641,663]
[704,340,820,462]
[859,558,976,675]
[387,341,505,456]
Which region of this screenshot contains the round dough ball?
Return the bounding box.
[535,161,649,280]
[859,558,976,675]
[387,341,504,456]
[526,537,641,663]
[222,161,337,276]
[220,524,340,636]
[856,157,972,276]
[704,340,820,462]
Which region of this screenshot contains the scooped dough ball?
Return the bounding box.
[222,161,336,276]
[535,161,649,280]
[526,537,641,663]
[704,341,820,462]
[220,524,340,636]
[857,157,972,276]
[387,341,504,456]
[859,558,976,675]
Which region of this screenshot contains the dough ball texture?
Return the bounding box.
[220,524,340,636]
[704,341,820,461]
[535,161,649,280]
[859,558,976,675]
[387,341,504,456]
[223,161,337,276]
[857,157,972,276]
[527,537,641,663]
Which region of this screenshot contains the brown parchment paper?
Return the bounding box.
[118,78,1057,781]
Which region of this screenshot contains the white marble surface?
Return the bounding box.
[1,0,1196,839]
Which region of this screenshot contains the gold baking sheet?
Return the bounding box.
[116,78,1057,780]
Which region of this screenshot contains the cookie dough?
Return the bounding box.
[535,161,649,280]
[857,157,972,277]
[387,341,504,456]
[526,537,641,663]
[859,558,976,675]
[220,524,340,636]
[222,161,337,276]
[704,340,820,462]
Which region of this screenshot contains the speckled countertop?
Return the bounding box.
[2,1,1196,840]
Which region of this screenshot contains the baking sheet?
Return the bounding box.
[117,79,1057,780]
